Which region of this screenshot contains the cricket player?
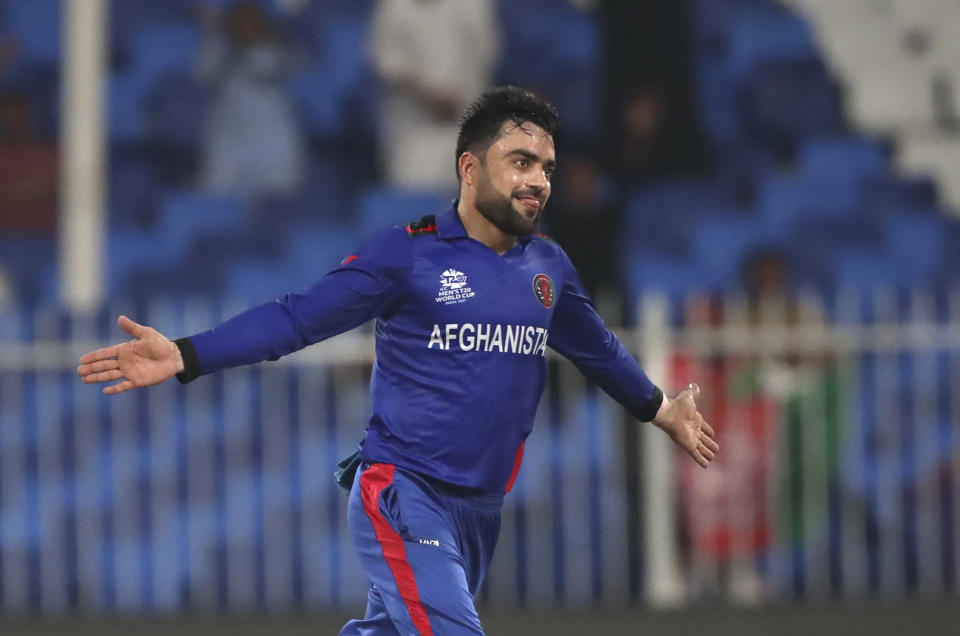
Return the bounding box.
[78,87,718,635]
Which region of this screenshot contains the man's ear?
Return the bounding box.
[458,151,479,186]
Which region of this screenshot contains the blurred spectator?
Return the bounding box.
[672,248,843,603]
[601,0,708,186]
[370,0,499,191]
[609,82,709,187]
[669,291,778,605]
[544,154,622,309]
[615,84,668,182]
[196,1,305,198]
[741,248,823,339]
[0,90,58,233]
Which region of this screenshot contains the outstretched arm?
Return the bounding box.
[77,315,184,395]
[548,251,718,467]
[79,226,409,392]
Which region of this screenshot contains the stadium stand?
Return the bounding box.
[0,0,955,307]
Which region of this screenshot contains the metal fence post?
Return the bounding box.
[639,293,683,606]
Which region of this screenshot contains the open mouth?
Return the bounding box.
[516,196,542,212]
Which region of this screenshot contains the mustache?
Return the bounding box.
[513,188,544,202]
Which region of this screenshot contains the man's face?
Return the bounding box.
[472,121,556,236]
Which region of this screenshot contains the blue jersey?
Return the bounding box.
[175,205,662,493]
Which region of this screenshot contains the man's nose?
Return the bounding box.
[526,168,547,190]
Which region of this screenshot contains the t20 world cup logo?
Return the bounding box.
[440,269,468,290]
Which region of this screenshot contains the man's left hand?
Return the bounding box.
[652,383,718,468]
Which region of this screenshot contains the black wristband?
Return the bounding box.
[635,386,664,422]
[174,337,203,384]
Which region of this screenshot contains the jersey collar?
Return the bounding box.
[437,201,535,244]
[436,204,467,240]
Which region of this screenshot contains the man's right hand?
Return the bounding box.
[77,315,184,395]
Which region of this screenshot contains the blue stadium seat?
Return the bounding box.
[4,0,60,63]
[250,188,344,232]
[0,236,57,303]
[184,233,284,270]
[142,73,205,148]
[221,260,305,303]
[110,154,161,229]
[860,176,938,211]
[220,225,358,302]
[0,236,56,276]
[292,65,346,139]
[498,1,599,85]
[696,1,818,143]
[711,141,777,188]
[548,69,601,145]
[883,211,946,284]
[798,137,889,183]
[623,254,709,304]
[158,191,245,255]
[689,215,785,289]
[319,15,371,95]
[696,64,744,143]
[623,180,736,254]
[792,214,884,255]
[110,71,155,142]
[832,250,914,290]
[130,23,201,79]
[124,262,223,300]
[725,5,817,79]
[358,187,450,232]
[787,214,884,290]
[939,222,960,286]
[740,60,843,144]
[0,306,32,342]
[285,225,360,276]
[691,0,770,44]
[110,26,199,141]
[107,228,177,296]
[105,190,246,295]
[110,1,195,36]
[757,173,861,231]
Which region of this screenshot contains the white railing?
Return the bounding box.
[0,289,958,615]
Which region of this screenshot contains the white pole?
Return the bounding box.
[60,0,108,311]
[639,293,683,606]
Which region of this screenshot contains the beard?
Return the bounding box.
[474,168,543,237]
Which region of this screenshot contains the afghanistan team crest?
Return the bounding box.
[532,273,555,308]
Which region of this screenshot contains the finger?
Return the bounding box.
[79,344,122,365]
[701,433,720,453]
[689,447,709,468]
[83,369,125,384]
[697,441,716,461]
[77,359,120,376]
[103,379,135,395]
[118,315,146,338]
[685,382,701,399]
[700,419,716,438]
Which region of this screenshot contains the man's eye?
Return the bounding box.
[515,159,528,168]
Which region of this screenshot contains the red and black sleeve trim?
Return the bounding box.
[174,337,203,384]
[404,215,438,237]
[634,386,664,422]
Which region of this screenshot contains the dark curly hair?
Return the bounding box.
[455,86,560,181]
